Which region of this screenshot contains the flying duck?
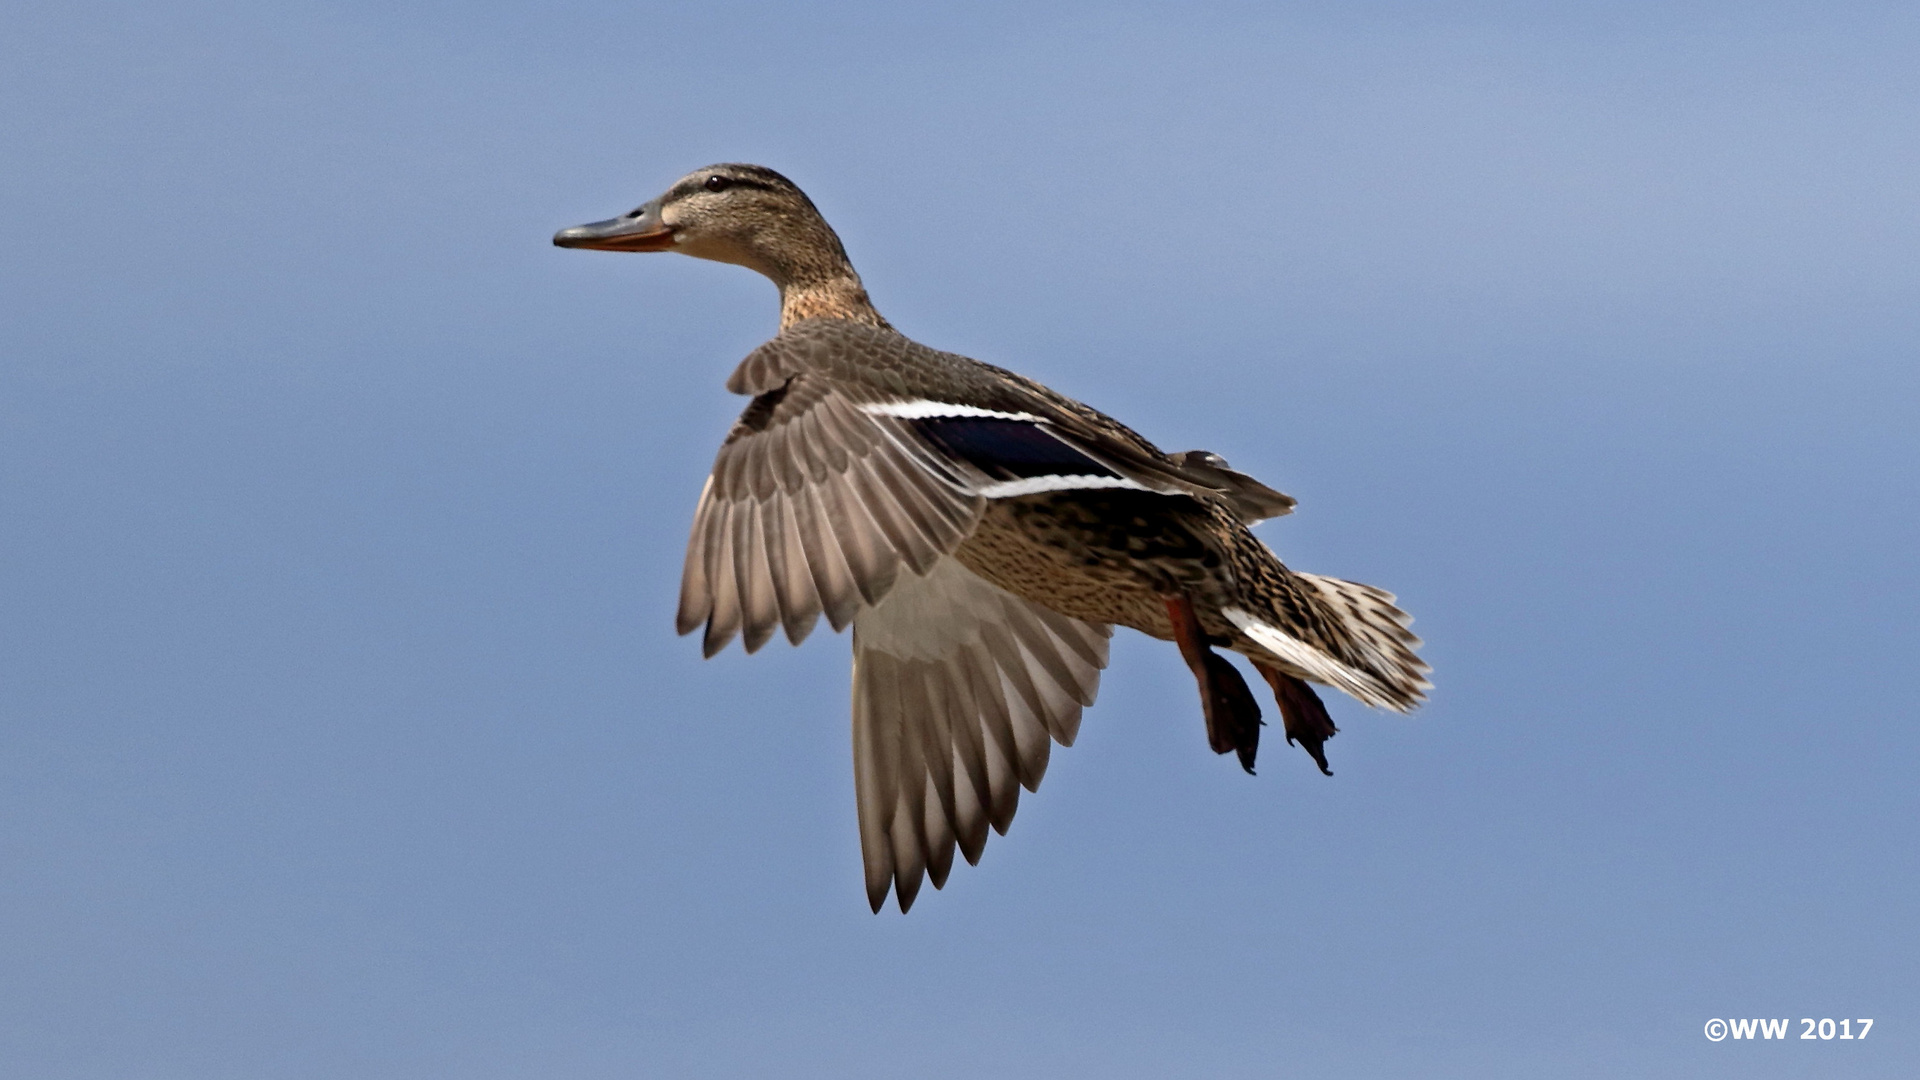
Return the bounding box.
[554,164,1430,912]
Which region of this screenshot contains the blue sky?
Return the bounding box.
[3,2,1917,1077]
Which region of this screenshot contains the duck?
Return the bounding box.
[554,164,1430,913]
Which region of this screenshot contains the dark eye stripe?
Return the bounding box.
[702,175,774,194]
[663,174,779,205]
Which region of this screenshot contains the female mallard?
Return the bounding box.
[555,164,1430,912]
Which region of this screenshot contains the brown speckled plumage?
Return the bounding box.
[555,163,1430,913]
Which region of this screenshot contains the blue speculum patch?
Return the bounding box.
[907,417,1120,482]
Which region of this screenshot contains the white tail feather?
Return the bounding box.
[1225,574,1430,713]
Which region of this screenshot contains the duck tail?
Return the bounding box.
[1295,573,1430,712]
[1224,574,1430,714]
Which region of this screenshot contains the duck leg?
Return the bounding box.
[1163,594,1263,774]
[1250,660,1338,776]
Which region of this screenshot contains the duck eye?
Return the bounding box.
[704,175,732,193]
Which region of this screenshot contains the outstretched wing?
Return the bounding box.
[678,373,986,655]
[851,558,1111,913]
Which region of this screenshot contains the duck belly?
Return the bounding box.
[951,490,1237,641]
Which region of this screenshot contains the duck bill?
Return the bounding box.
[553,204,676,252]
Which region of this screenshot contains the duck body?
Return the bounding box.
[556,164,1429,912]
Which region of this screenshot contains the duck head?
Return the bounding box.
[554,163,889,328]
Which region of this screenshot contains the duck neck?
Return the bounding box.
[779,274,891,330]
[761,221,891,331]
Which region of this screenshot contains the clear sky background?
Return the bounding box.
[4,2,1917,1077]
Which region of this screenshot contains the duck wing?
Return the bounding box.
[851,557,1110,913]
[680,368,986,656]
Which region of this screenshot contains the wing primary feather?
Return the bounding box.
[851,648,896,913]
[1000,601,1093,718]
[701,503,742,657]
[923,779,956,891]
[840,450,935,577]
[794,485,861,631]
[939,656,994,864]
[910,660,961,848]
[859,645,929,914]
[889,808,926,913]
[676,480,715,636]
[816,474,900,605]
[735,499,780,654]
[950,752,989,866]
[978,622,1054,791]
[959,649,1023,835]
[889,663,932,911]
[899,665,957,891]
[762,493,823,645]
